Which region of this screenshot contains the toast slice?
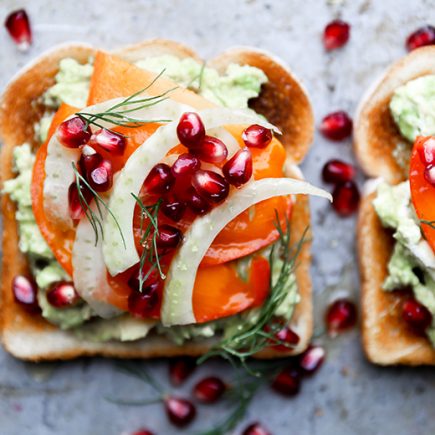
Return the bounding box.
[0,40,314,361]
[355,47,435,365]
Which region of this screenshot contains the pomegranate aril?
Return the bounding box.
[156,225,182,250]
[272,366,301,397]
[165,396,196,428]
[57,117,92,148]
[223,147,253,187]
[417,136,435,166]
[144,163,174,195]
[131,429,154,435]
[242,124,273,149]
[299,345,326,375]
[46,281,80,308]
[187,189,211,215]
[172,153,200,177]
[90,128,126,155]
[88,159,113,192]
[161,197,186,221]
[79,146,102,176]
[177,112,205,148]
[320,111,352,141]
[68,182,93,221]
[332,181,360,216]
[270,326,300,351]
[169,358,196,386]
[243,422,271,435]
[322,159,355,183]
[192,170,229,203]
[406,25,435,51]
[326,298,357,335]
[192,136,228,163]
[128,283,160,318]
[12,275,39,312]
[193,376,226,404]
[402,299,433,333]
[127,265,159,293]
[323,20,350,51]
[5,9,32,51]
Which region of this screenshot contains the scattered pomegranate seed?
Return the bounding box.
[161,197,186,221]
[191,136,228,163]
[192,170,229,203]
[68,182,93,221]
[417,136,435,166]
[79,146,102,176]
[323,19,350,51]
[299,345,326,375]
[128,283,160,318]
[90,128,126,155]
[88,159,113,192]
[326,298,357,336]
[46,282,80,308]
[271,366,301,397]
[12,275,39,312]
[402,299,433,333]
[320,111,352,141]
[169,358,196,386]
[332,180,360,216]
[177,112,205,148]
[270,326,300,351]
[186,189,211,215]
[193,376,226,404]
[5,9,32,51]
[424,165,435,186]
[164,396,196,428]
[156,225,182,250]
[144,163,174,195]
[242,124,273,149]
[131,429,154,435]
[171,153,200,177]
[223,148,253,187]
[322,159,355,184]
[57,117,92,148]
[242,422,272,435]
[406,25,435,51]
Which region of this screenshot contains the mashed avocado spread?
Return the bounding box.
[3,56,298,344]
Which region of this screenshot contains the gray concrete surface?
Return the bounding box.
[0,0,435,434]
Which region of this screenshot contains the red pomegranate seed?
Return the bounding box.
[127,266,158,293]
[186,189,211,215]
[46,281,80,308]
[299,345,326,375]
[90,128,126,155]
[320,111,352,141]
[271,366,301,397]
[169,358,196,386]
[326,298,357,335]
[177,112,205,148]
[243,422,272,435]
[193,376,226,404]
[79,146,102,176]
[156,225,182,250]
[417,136,435,165]
[5,9,32,51]
[322,159,355,183]
[242,124,273,149]
[68,182,93,221]
[191,136,228,163]
[12,275,39,312]
[88,159,113,192]
[406,25,435,51]
[223,148,253,187]
[323,20,350,51]
[164,396,196,428]
[161,197,186,221]
[131,429,154,435]
[192,170,229,203]
[270,326,300,351]
[172,153,200,177]
[402,299,433,333]
[57,117,92,148]
[128,283,160,318]
[332,180,360,216]
[144,163,174,195]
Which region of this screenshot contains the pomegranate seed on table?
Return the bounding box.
[161,197,186,221]
[322,159,355,183]
[5,9,32,51]
[271,366,301,397]
[192,170,229,203]
[90,128,126,155]
[299,345,326,375]
[323,19,350,51]
[88,159,113,192]
[131,429,154,435]
[191,135,228,163]
[402,299,433,333]
[177,112,205,148]
[144,163,174,195]
[193,376,226,403]
[46,282,80,308]
[164,396,196,428]
[156,225,182,250]
[57,117,92,148]
[406,25,435,51]
[270,325,300,351]
[68,182,94,221]
[169,358,196,386]
[171,153,200,177]
[243,422,272,435]
[242,124,273,149]
[223,147,253,187]
[186,189,211,215]
[320,111,352,141]
[332,180,360,216]
[326,298,357,336]
[12,275,39,312]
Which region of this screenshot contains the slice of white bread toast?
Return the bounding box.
[355,46,435,365]
[0,39,314,361]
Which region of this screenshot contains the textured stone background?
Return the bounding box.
[1,0,435,434]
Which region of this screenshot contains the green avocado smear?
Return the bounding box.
[3,56,299,345]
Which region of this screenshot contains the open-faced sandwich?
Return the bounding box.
[0,39,330,361]
[356,46,435,365]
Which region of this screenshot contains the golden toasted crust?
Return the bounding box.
[0,40,313,361]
